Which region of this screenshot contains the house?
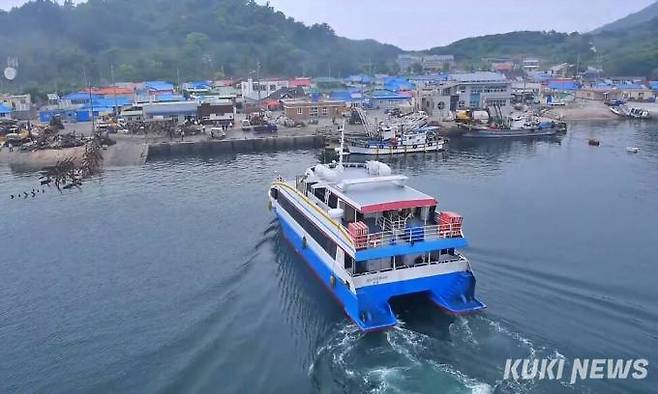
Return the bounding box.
[522,58,540,72]
[182,81,213,95]
[450,72,512,109]
[491,61,515,73]
[241,78,289,101]
[282,100,346,121]
[416,72,513,117]
[575,86,611,101]
[142,101,199,123]
[1,94,32,120]
[289,77,312,88]
[546,80,579,92]
[330,89,364,107]
[143,81,175,96]
[197,101,235,125]
[397,54,455,73]
[367,89,412,109]
[0,104,12,119]
[650,81,658,92]
[615,83,655,102]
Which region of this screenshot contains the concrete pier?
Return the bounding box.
[146,135,325,160]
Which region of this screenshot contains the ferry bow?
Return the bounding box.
[269,160,485,332]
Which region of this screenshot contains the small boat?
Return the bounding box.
[629,108,651,119]
[588,139,600,146]
[269,159,485,332]
[626,147,640,153]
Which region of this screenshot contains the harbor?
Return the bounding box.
[2,0,658,392]
[2,120,657,393]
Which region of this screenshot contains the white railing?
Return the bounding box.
[352,254,467,277]
[351,223,463,250]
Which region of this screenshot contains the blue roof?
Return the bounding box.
[527,71,552,82]
[650,81,658,90]
[0,103,11,113]
[63,92,101,102]
[616,82,647,90]
[184,80,212,90]
[156,94,186,102]
[346,74,373,84]
[369,89,410,100]
[145,81,174,91]
[548,80,579,91]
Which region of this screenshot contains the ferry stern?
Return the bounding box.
[269,160,485,332]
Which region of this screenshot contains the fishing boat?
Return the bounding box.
[346,126,445,155]
[459,115,566,138]
[268,158,485,332]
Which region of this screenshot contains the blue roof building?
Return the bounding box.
[367,89,411,109]
[144,81,175,93]
[0,103,12,118]
[547,80,579,91]
[62,92,102,104]
[650,81,658,91]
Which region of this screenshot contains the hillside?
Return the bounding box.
[592,1,658,33]
[0,0,402,93]
[427,22,658,78]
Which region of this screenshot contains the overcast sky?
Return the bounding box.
[1,0,655,49]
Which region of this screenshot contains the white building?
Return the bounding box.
[522,58,540,72]
[240,78,289,101]
[397,54,455,73]
[417,72,512,118]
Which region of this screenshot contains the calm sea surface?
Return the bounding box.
[1,121,657,393]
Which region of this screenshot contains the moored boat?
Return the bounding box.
[268,159,485,332]
[346,126,445,155]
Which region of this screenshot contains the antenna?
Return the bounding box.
[4,56,18,81]
[338,119,346,166]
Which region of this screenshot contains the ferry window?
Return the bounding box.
[313,187,326,201]
[344,255,354,271]
[328,193,338,209]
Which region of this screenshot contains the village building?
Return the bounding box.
[241,78,289,101]
[0,103,12,119]
[417,72,513,118]
[282,99,346,121]
[397,54,455,73]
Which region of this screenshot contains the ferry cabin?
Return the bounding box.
[269,161,485,331]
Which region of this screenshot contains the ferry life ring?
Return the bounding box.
[413,144,418,149]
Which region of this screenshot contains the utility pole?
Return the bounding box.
[83,66,95,135]
[110,64,118,118]
[256,59,261,110]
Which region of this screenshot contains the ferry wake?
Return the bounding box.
[269,159,485,332]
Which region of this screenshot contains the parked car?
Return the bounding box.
[253,123,278,133]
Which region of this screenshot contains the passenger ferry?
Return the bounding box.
[268,159,485,332]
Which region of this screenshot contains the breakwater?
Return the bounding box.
[146,135,325,160]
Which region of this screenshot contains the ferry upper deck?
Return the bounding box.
[276,161,469,262]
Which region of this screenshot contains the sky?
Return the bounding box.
[1,0,655,50]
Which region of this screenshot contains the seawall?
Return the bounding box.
[146,135,325,161]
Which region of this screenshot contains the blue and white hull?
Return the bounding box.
[271,191,485,332]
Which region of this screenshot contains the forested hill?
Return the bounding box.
[0,0,402,92]
[592,1,658,33]
[427,21,658,78]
